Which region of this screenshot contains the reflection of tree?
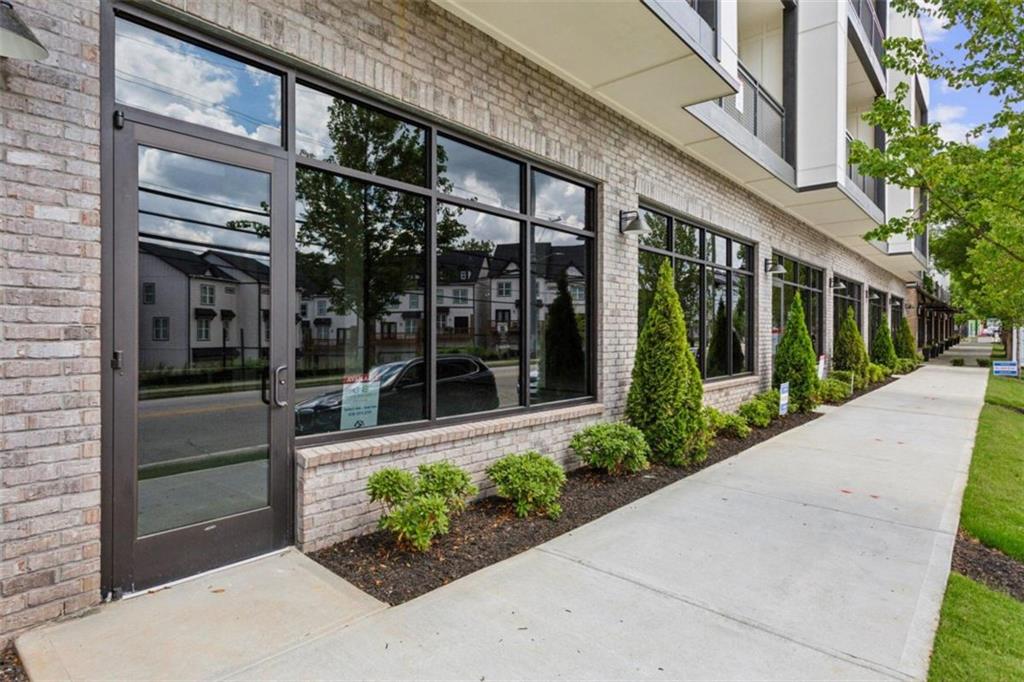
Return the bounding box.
[638,252,665,326]
[295,98,464,369]
[674,262,701,351]
[707,282,745,376]
[543,273,585,396]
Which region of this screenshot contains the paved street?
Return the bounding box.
[21,362,988,680]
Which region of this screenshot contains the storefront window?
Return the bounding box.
[832,276,864,338]
[868,287,887,353]
[637,207,754,379]
[771,255,824,356]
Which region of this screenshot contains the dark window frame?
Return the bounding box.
[867,286,887,352]
[770,253,824,356]
[637,204,755,381]
[832,274,864,338]
[151,316,169,342]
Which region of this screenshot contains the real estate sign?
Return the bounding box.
[340,380,381,429]
[779,382,790,416]
[993,360,1019,378]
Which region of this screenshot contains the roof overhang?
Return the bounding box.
[432,0,738,120]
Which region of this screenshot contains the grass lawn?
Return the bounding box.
[960,377,1024,562]
[928,573,1024,681]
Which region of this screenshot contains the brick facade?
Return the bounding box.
[1,0,103,644]
[0,0,911,641]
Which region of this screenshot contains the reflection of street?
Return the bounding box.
[139,362,521,465]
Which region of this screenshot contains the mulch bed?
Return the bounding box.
[0,645,27,682]
[953,530,1024,603]
[312,410,822,605]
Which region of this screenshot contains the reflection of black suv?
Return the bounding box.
[295,355,500,436]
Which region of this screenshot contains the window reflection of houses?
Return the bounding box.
[137,241,271,371]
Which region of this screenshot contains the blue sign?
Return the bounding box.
[779,382,790,416]
[993,361,1019,377]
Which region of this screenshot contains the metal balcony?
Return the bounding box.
[846,132,884,209]
[720,64,785,158]
[849,0,885,63]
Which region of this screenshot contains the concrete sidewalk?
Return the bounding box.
[19,364,987,680]
[236,364,986,681]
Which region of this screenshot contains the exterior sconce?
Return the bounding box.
[829,277,846,293]
[619,210,647,234]
[764,259,786,275]
[869,291,882,301]
[0,1,49,60]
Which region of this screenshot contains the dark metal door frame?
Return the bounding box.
[110,120,292,593]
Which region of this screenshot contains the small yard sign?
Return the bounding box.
[779,382,790,416]
[993,360,1019,377]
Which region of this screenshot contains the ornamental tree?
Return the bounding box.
[848,0,1024,326]
[773,292,819,413]
[833,307,869,388]
[871,320,900,370]
[626,260,705,465]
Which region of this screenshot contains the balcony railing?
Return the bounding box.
[849,0,885,64]
[721,64,785,158]
[846,132,884,209]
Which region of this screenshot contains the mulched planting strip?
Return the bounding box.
[1,645,27,682]
[953,530,1024,603]
[313,410,823,605]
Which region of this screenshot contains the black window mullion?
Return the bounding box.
[521,164,531,408]
[726,269,733,376]
[426,126,439,421]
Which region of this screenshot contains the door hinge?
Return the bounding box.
[111,349,124,370]
[113,110,125,129]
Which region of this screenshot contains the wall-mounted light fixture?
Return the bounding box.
[764,259,786,276]
[869,291,882,301]
[618,210,646,234]
[829,277,846,293]
[0,1,49,60]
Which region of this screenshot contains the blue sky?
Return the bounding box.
[919,10,1000,144]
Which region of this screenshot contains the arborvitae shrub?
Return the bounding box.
[894,315,917,360]
[627,260,705,466]
[871,321,899,370]
[772,292,819,412]
[833,307,869,388]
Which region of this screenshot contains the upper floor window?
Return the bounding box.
[199,283,215,306]
[152,316,169,341]
[114,18,282,144]
[316,299,328,316]
[638,206,754,380]
[142,282,155,305]
[497,281,513,298]
[196,317,210,342]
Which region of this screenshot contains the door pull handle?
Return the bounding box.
[273,365,288,408]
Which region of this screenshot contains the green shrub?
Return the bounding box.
[367,468,416,514]
[627,260,706,466]
[894,316,917,360]
[817,377,852,404]
[772,292,819,413]
[570,423,651,475]
[951,357,965,367]
[757,389,781,417]
[977,357,992,367]
[416,461,478,514]
[704,406,752,439]
[893,357,919,374]
[867,362,887,384]
[378,493,450,552]
[829,369,855,387]
[737,397,772,428]
[833,308,869,388]
[871,322,899,370]
[486,451,566,519]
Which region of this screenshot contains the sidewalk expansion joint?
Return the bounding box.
[536,546,913,681]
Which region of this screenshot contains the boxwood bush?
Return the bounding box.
[378,493,450,552]
[416,461,478,514]
[829,369,855,387]
[817,377,852,404]
[570,422,651,475]
[977,357,992,367]
[487,451,567,519]
[738,397,772,428]
[627,260,706,466]
[867,362,888,384]
[704,406,752,439]
[951,357,965,367]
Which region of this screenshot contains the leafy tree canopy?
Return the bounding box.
[848,0,1024,324]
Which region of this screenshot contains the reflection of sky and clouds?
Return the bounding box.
[533,171,587,229]
[438,136,521,212]
[440,203,518,251]
[115,18,281,144]
[138,146,270,259]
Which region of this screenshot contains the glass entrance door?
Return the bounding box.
[111,123,291,591]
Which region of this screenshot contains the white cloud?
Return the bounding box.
[919,2,949,45]
[932,104,989,144]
